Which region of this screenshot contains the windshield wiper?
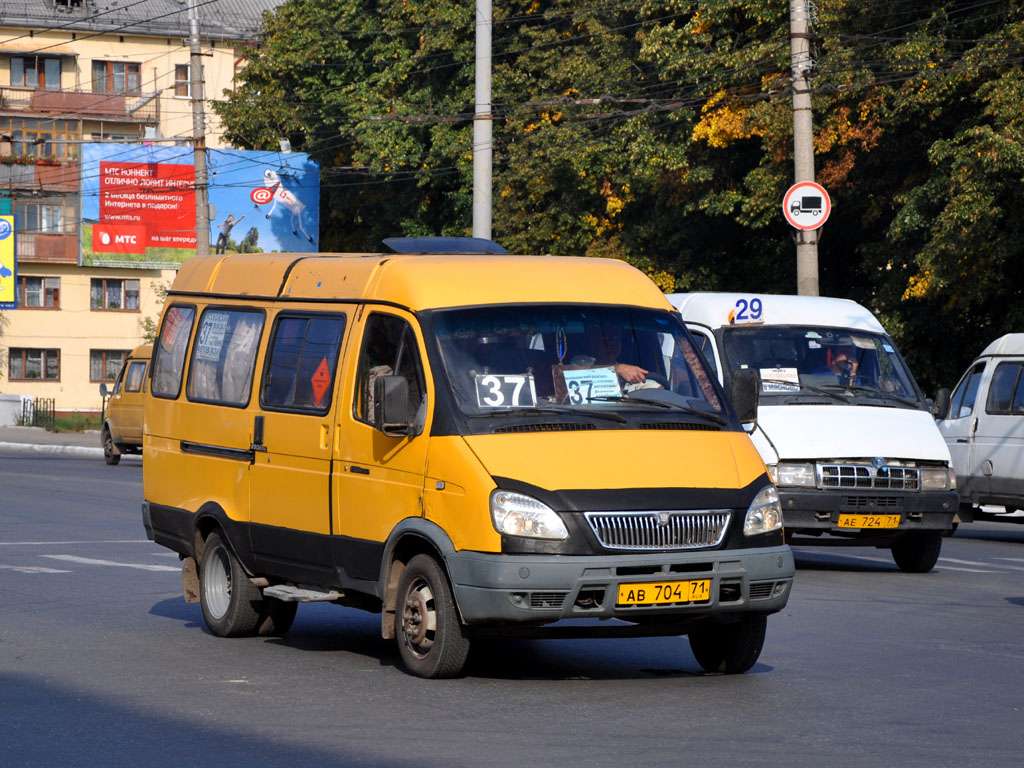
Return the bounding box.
[468,407,562,419]
[559,406,627,424]
[586,396,727,425]
[843,385,921,408]
[467,406,626,424]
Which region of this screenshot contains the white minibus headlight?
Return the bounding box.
[920,467,954,491]
[744,485,784,536]
[490,490,569,540]
[770,462,816,488]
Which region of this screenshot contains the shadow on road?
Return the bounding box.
[0,672,414,767]
[145,597,775,682]
[791,548,896,573]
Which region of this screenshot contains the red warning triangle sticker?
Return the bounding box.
[311,357,331,405]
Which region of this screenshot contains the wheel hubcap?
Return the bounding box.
[203,547,231,619]
[401,578,436,658]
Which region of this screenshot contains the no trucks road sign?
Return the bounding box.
[783,181,831,230]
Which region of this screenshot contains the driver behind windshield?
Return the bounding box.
[810,342,861,386]
[569,326,657,390]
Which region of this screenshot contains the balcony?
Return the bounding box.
[0,160,79,191]
[0,86,160,123]
[15,232,78,264]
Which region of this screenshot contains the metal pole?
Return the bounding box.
[790,0,818,295]
[472,0,493,240]
[189,1,210,256]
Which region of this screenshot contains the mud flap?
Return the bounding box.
[181,557,200,603]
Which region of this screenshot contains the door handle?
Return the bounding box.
[347,465,370,475]
[251,414,266,452]
[956,438,969,443]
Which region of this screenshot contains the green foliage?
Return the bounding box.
[239,226,262,253]
[215,0,1024,390]
[141,281,170,345]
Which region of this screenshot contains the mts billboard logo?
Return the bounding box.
[93,223,147,254]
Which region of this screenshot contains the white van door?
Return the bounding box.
[938,362,986,500]
[973,360,1024,505]
[685,326,722,384]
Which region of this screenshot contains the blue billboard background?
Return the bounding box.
[81,143,320,267]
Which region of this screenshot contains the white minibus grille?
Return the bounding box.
[818,464,921,491]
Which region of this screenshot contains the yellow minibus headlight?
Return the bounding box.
[743,485,783,536]
[490,490,569,540]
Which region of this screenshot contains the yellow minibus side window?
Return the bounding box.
[152,305,195,399]
[186,308,265,407]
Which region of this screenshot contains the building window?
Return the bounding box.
[90,349,128,382]
[8,348,60,381]
[174,64,191,98]
[90,278,140,311]
[15,201,73,234]
[91,61,141,94]
[10,57,61,90]
[0,117,80,159]
[17,276,60,308]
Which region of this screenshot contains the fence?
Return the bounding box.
[21,397,56,431]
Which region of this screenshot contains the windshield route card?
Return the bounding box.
[560,366,622,404]
[760,367,800,392]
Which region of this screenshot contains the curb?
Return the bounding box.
[0,442,105,458]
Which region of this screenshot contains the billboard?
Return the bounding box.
[0,215,15,309]
[80,144,320,267]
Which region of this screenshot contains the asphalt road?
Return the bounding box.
[1,451,1022,767]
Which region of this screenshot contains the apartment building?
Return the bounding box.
[0,0,283,414]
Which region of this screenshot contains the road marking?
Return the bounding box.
[995,557,1024,563]
[935,565,996,573]
[0,540,150,546]
[940,557,1024,572]
[41,555,179,572]
[0,564,72,574]
[940,557,993,567]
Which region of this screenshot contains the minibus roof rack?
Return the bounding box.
[382,236,508,255]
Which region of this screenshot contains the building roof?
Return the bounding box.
[0,1,284,42]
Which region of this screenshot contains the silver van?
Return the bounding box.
[937,334,1024,522]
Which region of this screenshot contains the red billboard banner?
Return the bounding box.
[91,222,147,254]
[97,162,197,251]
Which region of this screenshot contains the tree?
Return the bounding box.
[215,0,1024,389]
[140,282,170,345]
[239,226,261,253]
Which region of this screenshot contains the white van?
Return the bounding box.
[937,333,1024,522]
[668,293,957,572]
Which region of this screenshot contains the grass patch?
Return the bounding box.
[55,413,102,433]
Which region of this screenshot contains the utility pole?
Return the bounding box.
[189,0,210,256]
[790,0,818,295]
[472,0,493,240]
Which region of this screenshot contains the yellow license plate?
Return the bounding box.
[837,513,900,529]
[617,579,711,606]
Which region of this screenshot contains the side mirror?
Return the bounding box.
[99,383,109,398]
[931,387,951,420]
[730,368,759,427]
[373,374,411,436]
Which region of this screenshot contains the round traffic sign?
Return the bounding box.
[783,181,831,230]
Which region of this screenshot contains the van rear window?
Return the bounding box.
[152,305,195,399]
